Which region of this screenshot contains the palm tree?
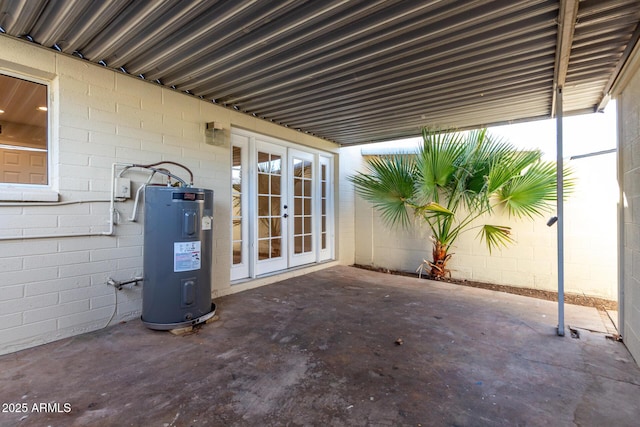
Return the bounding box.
[349,128,573,279]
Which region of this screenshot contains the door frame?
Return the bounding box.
[230,128,335,281]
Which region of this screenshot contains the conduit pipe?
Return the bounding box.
[128,172,157,222]
[0,161,193,240]
[0,163,129,241]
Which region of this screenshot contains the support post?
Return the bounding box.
[556,86,565,337]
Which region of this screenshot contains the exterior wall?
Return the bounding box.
[0,36,343,355]
[337,145,361,266]
[351,148,618,300]
[617,51,640,364]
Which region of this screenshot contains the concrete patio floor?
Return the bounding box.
[1,265,639,426]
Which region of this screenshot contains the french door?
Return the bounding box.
[289,149,316,267]
[255,141,288,275]
[231,130,333,280]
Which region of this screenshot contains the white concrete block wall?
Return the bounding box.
[0,36,342,355]
[617,54,640,364]
[337,145,362,265]
[351,147,618,300]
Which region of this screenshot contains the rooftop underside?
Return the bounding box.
[1,0,639,145]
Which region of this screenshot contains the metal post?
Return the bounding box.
[556,87,565,337]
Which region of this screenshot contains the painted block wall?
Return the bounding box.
[617,57,640,364]
[351,148,618,301]
[0,36,341,355]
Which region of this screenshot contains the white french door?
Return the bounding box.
[230,129,334,280]
[289,150,316,267]
[254,141,288,275]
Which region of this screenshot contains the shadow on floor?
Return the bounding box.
[1,266,639,426]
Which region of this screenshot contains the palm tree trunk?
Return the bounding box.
[429,240,451,278]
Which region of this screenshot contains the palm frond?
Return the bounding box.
[497,161,574,218]
[456,130,514,194]
[486,149,542,194]
[422,202,454,216]
[415,129,465,202]
[349,154,416,228]
[478,224,514,253]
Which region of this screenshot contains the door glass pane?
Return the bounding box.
[271,175,280,194]
[257,151,284,261]
[271,155,282,174]
[321,164,328,250]
[294,216,302,235]
[258,195,269,216]
[293,159,302,177]
[258,151,269,164]
[271,196,281,216]
[258,218,270,239]
[292,155,313,256]
[233,241,242,264]
[258,173,269,194]
[232,146,243,265]
[233,220,241,240]
[258,239,269,260]
[271,237,281,257]
[271,218,281,238]
[232,194,241,216]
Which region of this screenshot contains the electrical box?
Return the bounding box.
[141,185,215,330]
[115,177,131,199]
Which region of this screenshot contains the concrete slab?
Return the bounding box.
[1,266,639,426]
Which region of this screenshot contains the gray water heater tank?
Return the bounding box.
[142,185,216,330]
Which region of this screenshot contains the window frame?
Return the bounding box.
[0,66,57,201]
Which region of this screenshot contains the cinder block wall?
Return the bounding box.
[617,54,640,363]
[0,36,341,355]
[351,148,618,300]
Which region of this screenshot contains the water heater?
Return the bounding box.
[142,185,216,330]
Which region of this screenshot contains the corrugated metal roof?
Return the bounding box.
[1,0,638,145]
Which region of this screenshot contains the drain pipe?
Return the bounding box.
[556,87,565,337]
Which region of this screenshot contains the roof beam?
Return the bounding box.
[551,0,579,117]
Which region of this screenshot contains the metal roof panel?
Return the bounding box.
[0,0,638,145]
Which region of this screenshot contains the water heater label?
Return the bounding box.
[174,241,201,272]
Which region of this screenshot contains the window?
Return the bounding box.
[0,73,48,185]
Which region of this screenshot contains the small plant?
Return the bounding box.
[349,128,573,279]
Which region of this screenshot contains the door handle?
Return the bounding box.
[283,213,289,218]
